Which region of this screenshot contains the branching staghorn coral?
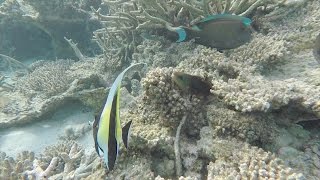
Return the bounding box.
[24,157,58,179]
[0,151,35,179]
[91,0,277,70]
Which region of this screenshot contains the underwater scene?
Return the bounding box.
[0,0,320,179]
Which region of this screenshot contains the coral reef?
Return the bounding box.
[264,0,320,53]
[206,102,278,146]
[198,126,306,179]
[0,57,107,128]
[16,60,74,97]
[0,151,35,179]
[0,142,101,180]
[141,67,207,136]
[1,1,320,180]
[90,0,279,69]
[24,157,58,180]
[59,122,92,141]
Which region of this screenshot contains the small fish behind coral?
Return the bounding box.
[313,33,320,64]
[172,72,211,96]
[174,14,253,50]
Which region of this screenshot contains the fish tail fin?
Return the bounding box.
[241,17,252,27]
[122,120,132,149]
[176,27,187,42]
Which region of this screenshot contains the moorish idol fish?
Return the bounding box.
[93,63,146,170]
[313,33,320,64]
[172,72,211,96]
[174,14,253,50]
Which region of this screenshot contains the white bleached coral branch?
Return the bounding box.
[174,114,188,177]
[24,157,58,180]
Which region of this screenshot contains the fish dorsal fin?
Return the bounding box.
[196,14,252,29]
[122,120,132,149]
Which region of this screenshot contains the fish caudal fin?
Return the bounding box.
[176,27,187,42]
[122,120,132,149]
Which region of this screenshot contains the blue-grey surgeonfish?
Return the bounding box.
[174,14,253,50]
[93,63,145,170]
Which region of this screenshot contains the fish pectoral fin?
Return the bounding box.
[122,120,132,149]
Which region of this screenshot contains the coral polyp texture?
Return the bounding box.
[141,67,207,131]
[16,60,74,97]
[198,127,306,180]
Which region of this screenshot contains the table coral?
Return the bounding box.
[0,58,109,128]
[16,60,74,97]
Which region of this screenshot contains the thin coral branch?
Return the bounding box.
[174,0,203,16]
[223,0,232,13]
[239,0,264,16]
[174,114,188,177]
[24,157,58,179]
[64,37,85,61]
[142,9,172,27]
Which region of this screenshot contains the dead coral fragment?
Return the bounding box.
[24,157,58,180]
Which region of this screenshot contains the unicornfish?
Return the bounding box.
[93,63,146,170]
[174,14,253,50]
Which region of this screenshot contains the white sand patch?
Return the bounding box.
[0,102,94,157]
